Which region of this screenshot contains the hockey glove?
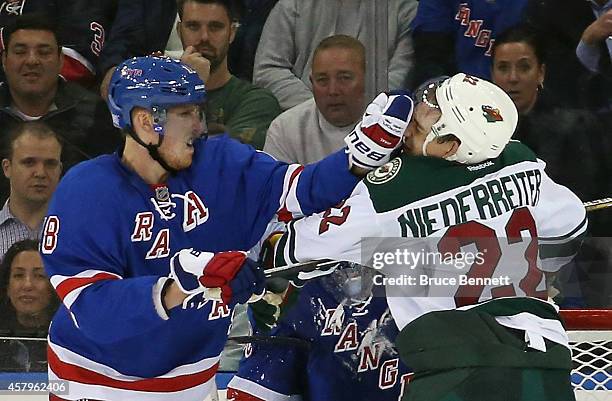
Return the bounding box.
[345,91,414,170]
[170,249,266,307]
[249,283,301,333]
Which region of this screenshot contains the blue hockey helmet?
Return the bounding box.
[107,56,207,132]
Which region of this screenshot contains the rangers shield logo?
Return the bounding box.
[482,105,503,122]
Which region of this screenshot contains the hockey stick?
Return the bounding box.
[0,336,47,342]
[203,259,342,303]
[226,335,312,349]
[584,197,612,212]
[263,259,339,281]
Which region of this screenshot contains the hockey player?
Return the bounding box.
[227,264,412,401]
[267,73,586,400]
[40,55,414,400]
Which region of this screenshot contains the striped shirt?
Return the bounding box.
[0,200,41,262]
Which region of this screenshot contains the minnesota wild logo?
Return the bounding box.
[482,105,503,122]
[367,158,402,185]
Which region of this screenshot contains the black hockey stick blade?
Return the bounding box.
[227,335,312,349]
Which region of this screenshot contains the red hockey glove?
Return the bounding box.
[170,249,265,307]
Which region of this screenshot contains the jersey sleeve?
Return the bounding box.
[41,168,166,344]
[223,139,360,246]
[96,0,143,75]
[272,181,383,268]
[533,167,588,272]
[410,0,455,33]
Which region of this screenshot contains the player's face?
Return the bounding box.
[1,29,63,101]
[403,84,459,158]
[7,250,54,318]
[310,47,365,127]
[157,104,206,170]
[403,101,446,157]
[178,2,235,72]
[2,133,62,205]
[491,41,545,114]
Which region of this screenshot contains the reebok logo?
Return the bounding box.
[467,160,494,171]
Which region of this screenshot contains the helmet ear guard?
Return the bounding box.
[416,73,518,164]
[151,106,168,134]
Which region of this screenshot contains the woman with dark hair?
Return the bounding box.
[492,24,612,211]
[491,24,612,307]
[491,25,546,115]
[0,239,59,371]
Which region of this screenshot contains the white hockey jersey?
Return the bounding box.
[273,141,587,350]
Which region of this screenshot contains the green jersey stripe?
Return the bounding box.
[539,215,588,242]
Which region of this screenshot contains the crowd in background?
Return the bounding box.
[0,0,610,373]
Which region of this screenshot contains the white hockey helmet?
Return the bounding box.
[418,73,518,164]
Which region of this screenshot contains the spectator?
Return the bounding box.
[0,4,57,50]
[523,0,612,112]
[0,2,57,84]
[577,2,612,83]
[227,0,279,82]
[0,239,58,371]
[254,0,417,110]
[264,35,366,164]
[491,24,612,307]
[0,122,61,261]
[0,239,56,334]
[98,0,178,99]
[55,1,121,88]
[1,3,121,89]
[490,24,612,211]
[0,1,180,94]
[0,14,121,202]
[176,0,281,149]
[228,265,412,401]
[410,0,527,88]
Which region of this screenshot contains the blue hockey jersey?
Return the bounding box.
[228,276,412,401]
[411,0,528,79]
[41,135,359,401]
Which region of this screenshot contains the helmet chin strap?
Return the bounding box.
[421,131,436,157]
[126,127,180,176]
[422,131,459,162]
[444,153,459,162]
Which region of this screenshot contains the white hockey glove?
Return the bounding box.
[169,248,265,307]
[345,91,414,170]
